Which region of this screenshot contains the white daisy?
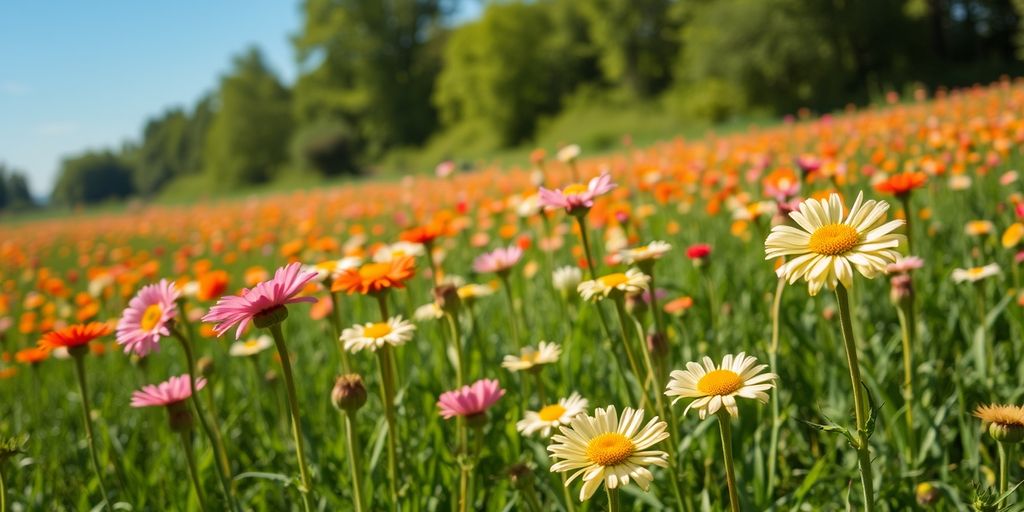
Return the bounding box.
[517,393,588,437]
[457,283,495,302]
[665,352,777,419]
[577,268,650,302]
[414,302,444,321]
[619,241,672,264]
[952,263,1001,283]
[303,257,363,282]
[552,266,583,294]
[340,316,416,353]
[501,341,562,372]
[229,334,274,357]
[764,191,905,296]
[373,242,425,263]
[548,405,669,501]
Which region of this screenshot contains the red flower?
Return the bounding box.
[40,322,113,351]
[874,171,927,197]
[686,244,712,260]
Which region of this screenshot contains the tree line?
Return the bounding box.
[48,0,1024,206]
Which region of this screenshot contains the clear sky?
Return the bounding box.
[0,1,302,197]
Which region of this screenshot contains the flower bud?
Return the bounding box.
[988,421,1024,444]
[332,374,368,412]
[506,462,536,491]
[433,284,461,315]
[647,331,668,358]
[167,400,194,432]
[253,304,288,328]
[196,356,215,379]
[915,482,940,506]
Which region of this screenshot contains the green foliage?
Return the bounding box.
[434,1,572,144]
[0,164,35,212]
[204,48,293,186]
[290,118,361,176]
[51,150,135,206]
[293,0,452,154]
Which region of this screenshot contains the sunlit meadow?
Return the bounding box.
[4,80,1024,511]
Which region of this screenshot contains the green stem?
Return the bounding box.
[531,371,546,406]
[646,267,667,339]
[344,410,365,512]
[180,431,208,512]
[72,354,111,511]
[717,412,740,512]
[446,312,464,386]
[559,472,575,512]
[896,302,916,464]
[1,468,6,512]
[835,284,875,512]
[330,291,353,373]
[171,329,236,508]
[376,346,400,506]
[268,323,313,512]
[574,215,598,280]
[606,486,620,512]
[899,194,914,254]
[999,442,1012,496]
[767,277,784,498]
[499,273,522,347]
[458,417,469,512]
[611,299,653,411]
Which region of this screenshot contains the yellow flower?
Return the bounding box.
[577,269,649,301]
[764,192,905,295]
[665,353,777,419]
[1002,223,1024,248]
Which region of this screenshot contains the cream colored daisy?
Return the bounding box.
[517,392,589,437]
[665,352,777,419]
[457,283,495,302]
[229,334,273,357]
[552,266,583,294]
[373,241,425,263]
[619,241,672,264]
[952,263,1001,283]
[764,191,905,296]
[340,316,416,353]
[502,341,562,372]
[548,405,669,501]
[577,268,650,302]
[413,302,444,321]
[303,257,363,282]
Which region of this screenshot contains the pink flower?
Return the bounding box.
[686,244,712,260]
[538,173,616,212]
[202,262,317,339]
[886,256,925,274]
[131,374,205,408]
[116,279,180,356]
[437,379,505,419]
[473,246,523,274]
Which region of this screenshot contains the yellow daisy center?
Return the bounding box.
[140,304,163,332]
[697,369,743,396]
[538,404,566,422]
[563,184,587,195]
[363,322,392,339]
[519,351,539,363]
[968,267,986,277]
[599,273,629,288]
[244,339,260,348]
[586,432,635,466]
[358,263,391,280]
[808,224,860,256]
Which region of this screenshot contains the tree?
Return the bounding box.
[433,1,576,144]
[51,150,135,206]
[204,47,293,185]
[5,172,33,209]
[293,0,455,155]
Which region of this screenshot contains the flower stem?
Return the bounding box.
[606,486,620,512]
[343,410,365,512]
[717,412,740,512]
[376,345,400,505]
[171,328,236,509]
[999,442,1013,496]
[179,431,208,512]
[835,284,875,512]
[329,291,353,373]
[445,312,464,386]
[899,195,914,254]
[72,354,112,511]
[896,301,916,464]
[767,276,784,498]
[559,472,575,512]
[611,299,653,411]
[574,215,598,280]
[267,323,313,512]
[1,468,6,512]
[499,273,522,347]
[531,371,546,405]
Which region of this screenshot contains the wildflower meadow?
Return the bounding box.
[7,81,1024,511]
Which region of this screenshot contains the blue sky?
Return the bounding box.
[0,1,302,197]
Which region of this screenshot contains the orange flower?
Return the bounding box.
[198,270,229,301]
[39,322,112,351]
[874,171,927,197]
[400,222,445,245]
[15,347,49,365]
[332,256,416,295]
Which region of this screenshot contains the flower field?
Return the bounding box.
[4,80,1024,510]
